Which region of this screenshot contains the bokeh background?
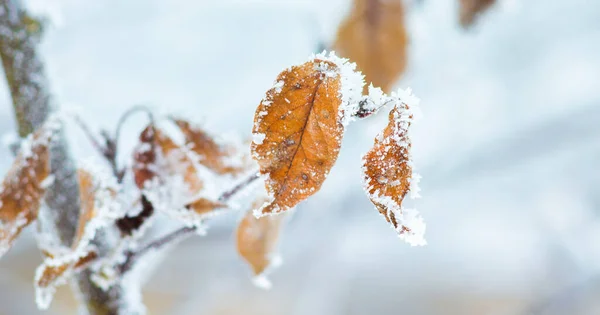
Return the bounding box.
[1,0,600,314]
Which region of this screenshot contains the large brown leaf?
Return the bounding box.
[173,118,248,176]
[0,129,51,258]
[236,198,285,278]
[362,97,425,246]
[459,0,496,28]
[251,59,346,215]
[334,0,408,93]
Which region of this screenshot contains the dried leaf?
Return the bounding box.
[187,198,226,216]
[362,92,425,246]
[173,118,248,175]
[35,250,98,310]
[73,169,97,246]
[35,167,122,309]
[236,198,285,278]
[132,125,157,190]
[36,250,98,289]
[459,0,496,28]
[116,195,154,237]
[334,0,408,93]
[251,59,346,215]
[0,129,51,258]
[155,127,204,194]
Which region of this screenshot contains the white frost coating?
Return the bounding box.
[252,133,265,145]
[40,174,55,189]
[252,274,273,290]
[273,80,284,94]
[35,247,98,310]
[313,51,366,126]
[396,208,426,246]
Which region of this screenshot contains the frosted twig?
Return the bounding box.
[118,171,262,275]
[118,226,196,275]
[218,171,261,202]
[114,105,155,147]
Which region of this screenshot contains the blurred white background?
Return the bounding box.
[1,0,600,314]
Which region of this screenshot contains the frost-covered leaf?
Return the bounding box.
[132,124,225,226]
[236,198,286,288]
[132,125,158,190]
[361,89,425,246]
[154,127,204,194]
[173,118,249,176]
[334,0,408,93]
[35,250,98,309]
[459,0,496,28]
[251,52,364,216]
[35,167,122,309]
[0,127,52,258]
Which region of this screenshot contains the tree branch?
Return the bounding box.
[0,1,129,314]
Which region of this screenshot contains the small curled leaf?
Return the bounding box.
[362,90,425,246]
[334,0,408,93]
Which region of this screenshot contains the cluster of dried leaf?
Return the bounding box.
[0,0,515,312]
[0,49,423,310]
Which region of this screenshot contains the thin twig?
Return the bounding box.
[72,114,105,155]
[118,171,262,275]
[115,105,154,147]
[218,171,261,202]
[118,226,196,274]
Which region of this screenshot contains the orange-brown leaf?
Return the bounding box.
[334,0,408,93]
[173,119,248,176]
[236,200,285,276]
[187,198,226,216]
[0,129,50,257]
[362,102,425,246]
[155,127,204,195]
[73,169,96,247]
[36,250,98,289]
[132,125,157,189]
[459,0,496,28]
[133,124,203,194]
[251,59,345,215]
